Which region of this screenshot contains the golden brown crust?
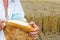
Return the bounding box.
[6,20,34,32]
[4,26,32,40]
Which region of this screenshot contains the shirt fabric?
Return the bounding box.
[0,0,26,40]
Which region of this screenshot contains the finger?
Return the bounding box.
[29,21,35,26]
[29,32,38,35]
[31,35,38,40]
[2,21,4,23]
[34,28,39,32]
[1,24,4,29]
[33,23,39,28]
[29,32,39,38]
[29,21,39,29]
[32,37,38,40]
[31,28,39,33]
[0,24,4,29]
[30,34,38,38]
[0,20,4,23]
[31,34,38,37]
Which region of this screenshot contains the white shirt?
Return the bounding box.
[8,0,26,21]
[0,0,26,21]
[0,0,26,40]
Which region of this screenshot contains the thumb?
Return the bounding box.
[29,21,35,26]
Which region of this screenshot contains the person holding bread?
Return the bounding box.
[0,0,39,40]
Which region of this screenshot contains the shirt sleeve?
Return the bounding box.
[14,0,25,18]
[8,0,27,21]
[0,0,5,20]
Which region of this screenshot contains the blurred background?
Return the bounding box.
[20,0,60,40]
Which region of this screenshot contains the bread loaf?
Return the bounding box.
[6,20,34,32]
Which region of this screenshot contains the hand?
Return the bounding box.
[0,20,4,30]
[29,21,39,40]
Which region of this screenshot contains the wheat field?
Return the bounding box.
[21,0,60,40]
